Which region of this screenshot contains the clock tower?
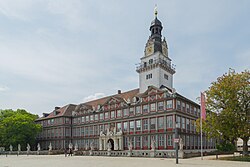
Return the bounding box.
[136,8,176,93]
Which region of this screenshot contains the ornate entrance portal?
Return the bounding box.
[99,126,123,151]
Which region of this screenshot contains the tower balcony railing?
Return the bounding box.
[136,58,176,73]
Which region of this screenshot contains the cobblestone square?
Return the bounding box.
[0,155,249,167]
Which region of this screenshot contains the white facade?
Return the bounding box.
[137,42,175,93]
[138,52,174,93]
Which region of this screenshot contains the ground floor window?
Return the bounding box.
[124,137,129,148]
[158,134,164,147]
[142,136,148,147]
[167,134,173,146]
[130,136,135,148]
[151,135,156,145]
[94,125,98,136]
[190,135,193,147]
[198,136,200,147]
[135,136,141,148]
[186,135,190,147]
[194,135,197,147]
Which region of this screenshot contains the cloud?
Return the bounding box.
[0,0,39,21]
[0,33,107,86]
[0,86,9,92]
[0,0,249,116]
[46,0,87,31]
[0,0,94,31]
[83,93,105,102]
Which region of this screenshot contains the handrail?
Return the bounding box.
[136,58,175,71]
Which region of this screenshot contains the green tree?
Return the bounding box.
[198,70,250,155]
[0,109,42,150]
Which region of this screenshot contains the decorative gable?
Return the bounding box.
[157,93,164,100]
[148,88,157,95]
[102,97,125,110]
[104,97,121,105]
[140,86,163,97]
[74,104,92,116]
[138,86,167,103]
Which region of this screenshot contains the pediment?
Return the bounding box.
[140,86,164,97]
[103,96,123,105]
[74,103,92,113]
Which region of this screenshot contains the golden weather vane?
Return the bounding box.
[154,4,158,17]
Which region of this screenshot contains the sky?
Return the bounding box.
[0,0,249,116]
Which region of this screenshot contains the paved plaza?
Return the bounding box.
[0,155,249,167]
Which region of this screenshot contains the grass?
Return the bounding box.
[218,155,250,162]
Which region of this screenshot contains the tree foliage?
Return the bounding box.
[197,70,250,155]
[0,109,41,150]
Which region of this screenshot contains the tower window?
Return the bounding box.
[164,74,168,80]
[149,59,153,64]
[146,73,153,80]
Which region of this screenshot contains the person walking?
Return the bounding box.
[64,148,67,157]
[68,148,73,156]
[70,148,73,156]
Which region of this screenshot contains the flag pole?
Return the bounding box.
[200,92,204,160]
[200,109,203,160]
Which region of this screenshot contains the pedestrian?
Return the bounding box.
[64,148,67,157]
[70,148,73,156]
[68,148,72,156]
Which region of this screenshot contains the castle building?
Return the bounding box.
[35,10,216,153]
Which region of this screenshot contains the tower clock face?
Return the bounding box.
[146,46,153,56]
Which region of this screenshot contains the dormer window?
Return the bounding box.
[51,119,54,125]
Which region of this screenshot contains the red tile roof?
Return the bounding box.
[37,104,76,120]
[37,88,139,120]
[84,88,139,107]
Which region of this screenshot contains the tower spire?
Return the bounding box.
[137,6,175,93]
[148,6,163,53]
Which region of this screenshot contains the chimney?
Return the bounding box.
[43,113,49,117]
[55,106,60,110]
[118,90,122,94]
